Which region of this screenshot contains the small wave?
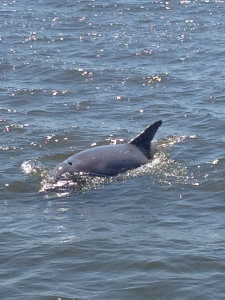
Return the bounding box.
[39,173,115,197]
[19,134,199,197]
[117,151,195,187]
[159,135,186,148]
[119,72,169,86]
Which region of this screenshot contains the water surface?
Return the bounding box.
[1,0,225,299]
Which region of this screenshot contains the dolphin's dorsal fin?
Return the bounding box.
[129,120,162,159]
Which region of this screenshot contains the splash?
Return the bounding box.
[155,135,200,186]
[118,134,200,187]
[159,135,186,148]
[21,160,48,178]
[39,172,115,197]
[116,151,194,187]
[21,160,39,174]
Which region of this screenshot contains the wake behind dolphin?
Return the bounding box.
[52,120,162,180]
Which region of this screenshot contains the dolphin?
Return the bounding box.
[52,120,162,180]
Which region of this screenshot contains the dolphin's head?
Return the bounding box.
[52,161,75,180]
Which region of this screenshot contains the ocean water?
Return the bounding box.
[1,0,225,299]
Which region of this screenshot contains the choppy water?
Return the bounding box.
[1,0,225,299]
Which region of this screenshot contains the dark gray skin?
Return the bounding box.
[53,120,162,180]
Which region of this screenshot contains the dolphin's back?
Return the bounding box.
[63,143,148,177]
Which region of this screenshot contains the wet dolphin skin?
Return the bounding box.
[53,120,162,180]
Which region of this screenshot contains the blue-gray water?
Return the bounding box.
[1,0,225,299]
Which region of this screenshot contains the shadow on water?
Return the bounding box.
[20,135,199,198]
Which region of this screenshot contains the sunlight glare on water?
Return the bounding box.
[1,0,225,299]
